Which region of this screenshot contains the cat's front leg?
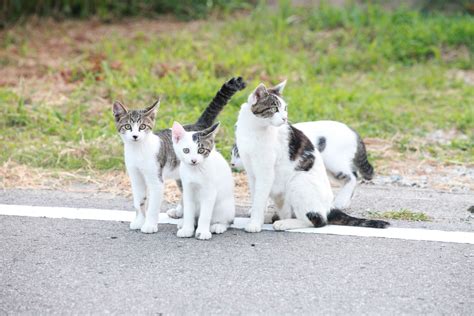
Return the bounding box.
[128,167,146,230]
[195,189,217,240]
[246,170,274,233]
[140,178,164,234]
[177,186,196,238]
[167,179,184,219]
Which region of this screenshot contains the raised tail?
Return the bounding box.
[353,135,374,180]
[194,77,246,129]
[327,209,389,228]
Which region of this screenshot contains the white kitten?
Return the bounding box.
[172,122,235,240]
[231,120,373,209]
[235,81,389,232]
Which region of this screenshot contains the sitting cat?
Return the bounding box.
[171,122,235,240]
[235,80,389,232]
[231,119,373,209]
[113,77,245,233]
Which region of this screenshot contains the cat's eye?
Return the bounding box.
[139,124,146,130]
[124,124,131,130]
[198,148,205,154]
[183,148,190,154]
[272,107,278,113]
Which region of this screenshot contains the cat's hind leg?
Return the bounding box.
[272,200,313,231]
[332,171,357,209]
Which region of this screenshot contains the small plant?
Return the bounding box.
[367,209,432,221]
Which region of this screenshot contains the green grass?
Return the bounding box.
[367,209,432,221]
[0,3,473,171]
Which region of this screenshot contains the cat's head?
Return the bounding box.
[171,121,220,166]
[247,80,288,127]
[230,144,243,170]
[112,99,160,143]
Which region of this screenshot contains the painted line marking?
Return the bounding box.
[1,204,473,244]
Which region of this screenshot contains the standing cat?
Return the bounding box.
[231,120,373,209]
[235,81,389,232]
[172,122,235,240]
[113,77,245,233]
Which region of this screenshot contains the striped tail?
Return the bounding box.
[353,135,374,180]
[194,77,246,129]
[327,209,389,228]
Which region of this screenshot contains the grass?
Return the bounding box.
[367,209,432,221]
[0,3,473,173]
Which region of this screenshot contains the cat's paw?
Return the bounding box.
[129,214,146,230]
[140,221,158,234]
[166,205,183,219]
[177,227,194,238]
[273,220,290,231]
[210,223,227,234]
[177,219,183,230]
[245,222,262,233]
[195,229,212,240]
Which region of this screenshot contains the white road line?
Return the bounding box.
[1,204,473,244]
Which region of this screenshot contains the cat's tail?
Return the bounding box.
[326,209,389,228]
[194,77,246,129]
[353,135,374,180]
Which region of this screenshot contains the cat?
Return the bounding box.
[113,77,245,233]
[231,120,373,209]
[235,80,389,232]
[171,122,235,240]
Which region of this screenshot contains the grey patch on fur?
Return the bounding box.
[288,125,315,172]
[191,124,219,158]
[155,129,180,180]
[231,143,240,159]
[251,93,281,118]
[468,205,474,214]
[351,131,374,181]
[316,136,326,152]
[114,107,156,133]
[333,171,350,182]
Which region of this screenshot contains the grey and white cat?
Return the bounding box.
[172,122,235,240]
[235,81,389,232]
[231,120,373,209]
[113,77,245,233]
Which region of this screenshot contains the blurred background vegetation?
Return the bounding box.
[0,0,472,181]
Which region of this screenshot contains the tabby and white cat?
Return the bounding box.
[231,120,373,209]
[235,81,389,232]
[113,77,245,233]
[172,122,235,240]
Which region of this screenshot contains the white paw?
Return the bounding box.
[129,214,146,230]
[195,229,212,240]
[245,222,262,233]
[210,223,227,234]
[167,205,183,219]
[177,227,194,238]
[273,220,290,231]
[140,221,158,234]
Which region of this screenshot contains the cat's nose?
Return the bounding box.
[132,135,138,140]
[191,159,197,164]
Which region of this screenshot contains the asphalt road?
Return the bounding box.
[1,185,473,314]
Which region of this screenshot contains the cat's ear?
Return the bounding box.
[113,101,128,119]
[144,98,160,119]
[201,122,220,139]
[172,121,186,144]
[248,83,267,105]
[268,79,287,95]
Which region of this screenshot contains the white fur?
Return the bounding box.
[121,129,180,233]
[236,82,334,232]
[172,123,235,240]
[231,120,360,209]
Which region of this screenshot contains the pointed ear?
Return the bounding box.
[201,122,220,138]
[113,101,128,119]
[144,98,160,119]
[268,79,287,95]
[248,83,267,105]
[171,121,186,143]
